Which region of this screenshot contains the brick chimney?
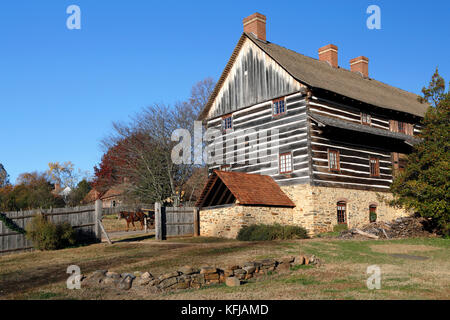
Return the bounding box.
[318,44,338,68]
[243,13,266,41]
[350,56,369,77]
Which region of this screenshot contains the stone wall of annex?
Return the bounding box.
[199,184,410,238]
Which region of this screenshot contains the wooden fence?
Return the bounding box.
[0,201,102,255]
[155,203,199,240]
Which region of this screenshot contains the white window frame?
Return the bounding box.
[279,151,293,174]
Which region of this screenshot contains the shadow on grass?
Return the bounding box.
[113,234,155,243]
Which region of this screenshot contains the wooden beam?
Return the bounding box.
[193,207,199,237]
[208,181,227,206]
[98,219,112,244]
[216,186,231,205]
[198,175,218,208]
[224,190,235,204]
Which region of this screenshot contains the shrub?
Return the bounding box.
[333,224,348,233]
[237,224,308,241]
[25,214,76,250]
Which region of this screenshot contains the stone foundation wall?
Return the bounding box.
[300,185,410,234]
[199,184,410,238]
[200,205,296,239]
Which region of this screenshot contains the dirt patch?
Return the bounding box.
[370,244,440,254]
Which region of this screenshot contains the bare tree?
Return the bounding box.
[100,78,215,205]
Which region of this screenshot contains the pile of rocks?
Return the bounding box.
[339,215,435,240]
[81,254,320,292]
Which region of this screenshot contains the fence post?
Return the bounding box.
[194,207,199,237]
[95,200,103,242]
[155,202,162,241]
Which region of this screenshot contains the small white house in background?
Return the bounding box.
[51,183,72,201]
[60,187,72,197]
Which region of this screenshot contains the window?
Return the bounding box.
[369,205,377,222]
[272,97,286,116]
[328,150,340,171]
[390,120,410,135]
[393,152,408,174]
[337,201,347,224]
[361,112,371,125]
[222,116,233,131]
[279,152,293,174]
[397,121,406,134]
[398,158,407,172]
[369,157,380,177]
[112,200,116,208]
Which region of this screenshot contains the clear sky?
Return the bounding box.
[1,0,449,184]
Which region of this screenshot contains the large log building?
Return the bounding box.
[195,13,428,237]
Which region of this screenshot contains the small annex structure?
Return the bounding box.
[196,170,295,208]
[196,171,297,238]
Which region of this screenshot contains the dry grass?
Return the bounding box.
[370,244,440,254]
[101,215,128,232]
[0,236,448,300]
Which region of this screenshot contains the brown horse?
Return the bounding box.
[119,210,147,231]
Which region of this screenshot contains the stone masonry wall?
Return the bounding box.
[302,185,410,234]
[199,184,410,238]
[199,205,295,239]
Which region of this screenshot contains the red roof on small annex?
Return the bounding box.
[196,170,295,208]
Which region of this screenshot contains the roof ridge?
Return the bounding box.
[252,36,422,99]
[246,34,428,117]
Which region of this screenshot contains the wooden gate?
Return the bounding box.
[154,203,199,240]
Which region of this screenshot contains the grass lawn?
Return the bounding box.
[0,236,448,300]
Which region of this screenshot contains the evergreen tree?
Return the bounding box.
[0,163,9,187]
[390,69,450,235]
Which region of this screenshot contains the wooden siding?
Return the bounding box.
[207,92,309,186]
[207,38,303,119]
[309,96,391,131]
[308,96,397,191]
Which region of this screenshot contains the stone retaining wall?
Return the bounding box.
[200,184,410,238]
[82,254,320,292]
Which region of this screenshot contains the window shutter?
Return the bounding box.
[407,123,414,136]
[392,152,399,173]
[389,120,398,132]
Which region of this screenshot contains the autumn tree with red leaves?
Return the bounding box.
[95,78,215,204]
[92,140,129,193]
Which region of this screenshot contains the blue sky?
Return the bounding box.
[1,0,449,184]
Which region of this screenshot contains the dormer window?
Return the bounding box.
[361,112,371,125]
[222,115,233,131]
[272,97,286,116]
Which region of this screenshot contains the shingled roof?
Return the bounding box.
[196,170,295,208]
[200,33,428,120]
